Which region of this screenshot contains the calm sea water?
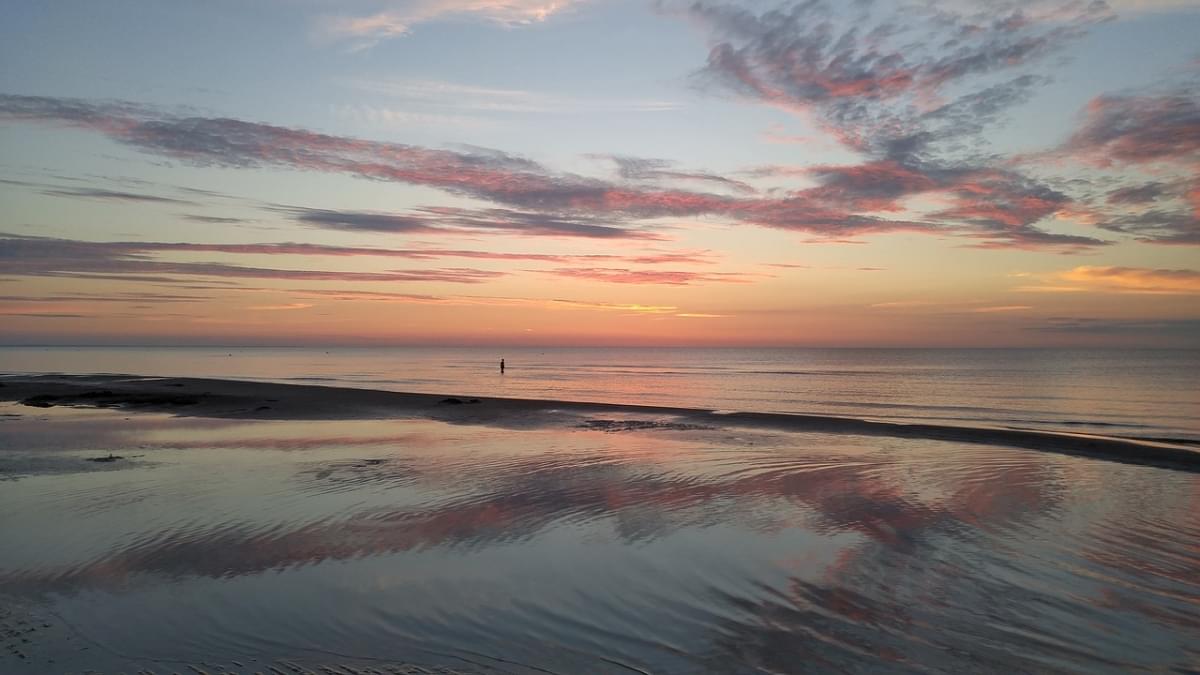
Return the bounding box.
[1,346,1197,442]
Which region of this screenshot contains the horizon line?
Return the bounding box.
[0,343,1193,351]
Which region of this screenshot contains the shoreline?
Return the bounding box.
[2,373,1198,472]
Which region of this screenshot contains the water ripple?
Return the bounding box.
[2,414,1199,673]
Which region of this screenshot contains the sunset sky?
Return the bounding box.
[1,0,1198,347]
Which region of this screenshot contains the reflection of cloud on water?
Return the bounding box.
[1,424,1068,597]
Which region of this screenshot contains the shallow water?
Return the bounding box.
[3,346,1198,443]
[2,404,1198,673]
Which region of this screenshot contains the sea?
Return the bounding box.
[1,345,1197,442]
[2,346,1199,672]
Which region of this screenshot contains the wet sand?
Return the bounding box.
[2,373,1198,471]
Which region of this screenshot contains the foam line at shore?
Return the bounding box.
[2,373,1197,472]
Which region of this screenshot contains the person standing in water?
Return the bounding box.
[500,358,505,374]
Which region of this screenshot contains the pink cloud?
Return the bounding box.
[1059,94,1200,167]
[1027,91,1200,244]
[324,0,580,47]
[536,267,757,285]
[0,93,1111,251]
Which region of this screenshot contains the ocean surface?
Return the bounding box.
[1,346,1197,442]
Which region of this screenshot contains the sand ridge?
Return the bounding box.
[1,373,1198,472]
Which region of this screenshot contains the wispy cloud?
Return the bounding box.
[323,0,584,49]
[78,235,712,265]
[182,215,252,224]
[870,300,940,309]
[1107,183,1169,204]
[1058,94,1200,167]
[1016,266,1200,294]
[1107,0,1200,13]
[330,103,486,129]
[38,186,198,205]
[1058,266,1200,294]
[1028,90,1200,244]
[0,292,206,304]
[0,93,1114,251]
[671,0,1117,251]
[970,305,1032,313]
[283,206,663,240]
[288,289,724,318]
[345,78,680,114]
[247,303,314,311]
[0,232,731,294]
[684,0,1107,154]
[0,234,507,284]
[599,155,756,194]
[0,311,89,319]
[536,267,757,285]
[870,300,1031,313]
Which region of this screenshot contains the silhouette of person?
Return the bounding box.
[500,358,505,374]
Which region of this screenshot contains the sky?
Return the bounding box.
[1,0,1198,347]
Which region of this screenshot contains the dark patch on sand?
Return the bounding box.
[579,419,713,433]
[0,455,141,480]
[22,390,199,410]
[19,395,57,408]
